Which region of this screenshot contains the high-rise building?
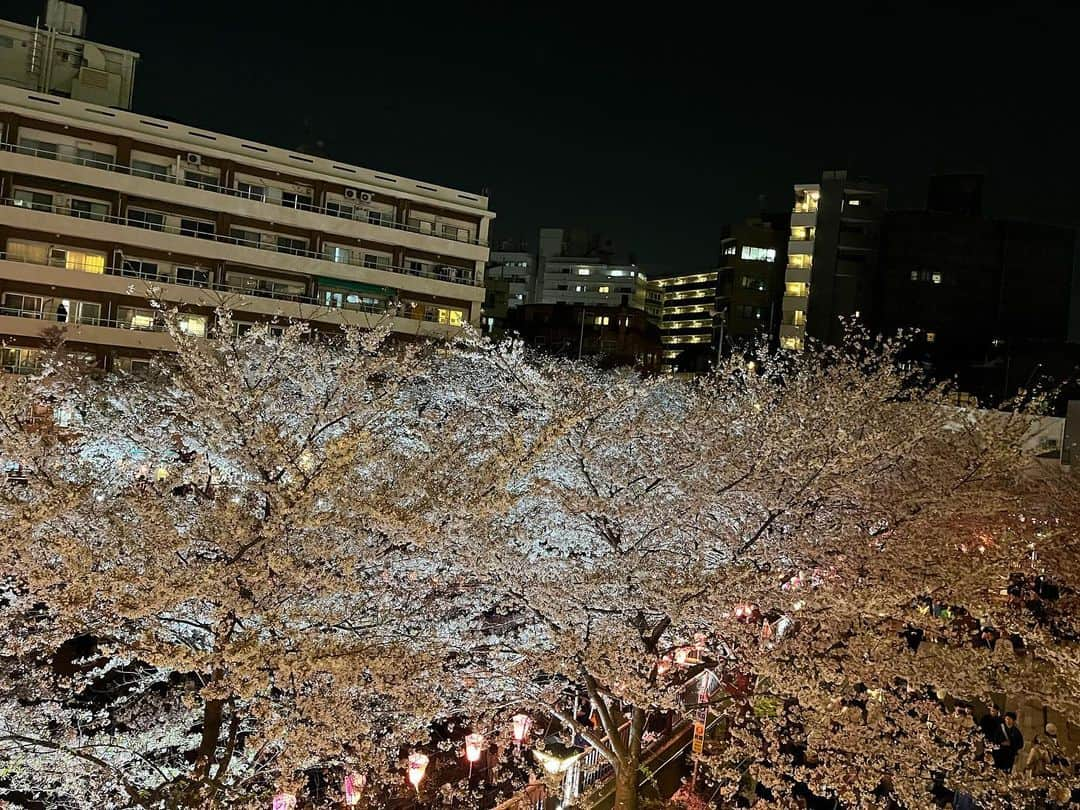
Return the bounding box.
[651,271,720,374]
[780,171,887,350]
[486,250,534,309]
[533,227,646,310]
[877,176,1077,403]
[716,216,789,346]
[0,10,493,374]
[0,1,138,110]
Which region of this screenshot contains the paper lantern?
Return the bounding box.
[465,733,484,763]
[674,647,689,665]
[343,772,365,806]
[511,713,531,743]
[272,793,296,810]
[407,752,429,791]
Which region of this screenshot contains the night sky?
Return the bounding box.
[10,1,1079,271]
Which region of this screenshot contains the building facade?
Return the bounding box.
[533,227,646,310]
[716,216,789,347]
[0,84,493,373]
[505,301,661,371]
[650,271,719,374]
[0,1,138,110]
[780,171,887,350]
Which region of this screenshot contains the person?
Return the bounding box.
[55,301,68,322]
[991,711,1024,772]
[978,705,1002,740]
[1024,735,1050,776]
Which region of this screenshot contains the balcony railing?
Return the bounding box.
[0,196,482,288]
[0,250,397,318]
[2,140,487,247]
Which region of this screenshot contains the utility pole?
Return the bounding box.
[578,306,586,361]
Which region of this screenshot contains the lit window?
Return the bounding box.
[63,250,105,274]
[780,336,804,350]
[793,310,806,326]
[609,270,628,277]
[437,308,465,326]
[576,267,591,275]
[740,246,777,262]
[847,199,861,207]
[926,331,936,343]
[791,226,816,240]
[178,314,206,337]
[723,244,737,255]
[931,272,943,284]
[911,270,919,281]
[785,282,809,297]
[598,286,610,293]
[788,254,812,269]
[574,285,585,292]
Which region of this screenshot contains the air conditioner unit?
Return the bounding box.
[344,187,358,200]
[185,153,202,166]
[359,191,374,203]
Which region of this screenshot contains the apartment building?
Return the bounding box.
[780,171,887,350]
[0,84,493,374]
[651,271,719,374]
[716,215,789,346]
[486,250,534,309]
[533,227,646,310]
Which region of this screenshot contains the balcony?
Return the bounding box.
[0,197,484,303]
[1,140,488,249]
[782,293,808,311]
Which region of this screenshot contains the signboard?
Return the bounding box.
[692,721,705,755]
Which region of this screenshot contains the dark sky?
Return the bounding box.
[11,1,1080,270]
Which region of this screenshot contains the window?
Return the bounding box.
[556,284,568,291]
[17,138,58,160]
[70,199,109,221]
[931,271,943,284]
[115,357,154,376]
[910,270,919,282]
[740,246,776,262]
[791,226,816,240]
[2,293,43,317]
[321,289,385,312]
[437,308,465,326]
[274,236,308,254]
[793,189,819,213]
[780,336,803,350]
[576,268,591,275]
[1,347,42,374]
[13,190,53,212]
[177,314,207,337]
[793,309,806,326]
[723,244,737,255]
[788,254,812,269]
[117,306,159,331]
[926,331,936,344]
[227,272,305,299]
[127,208,165,230]
[368,210,389,226]
[236,181,266,202]
[282,191,313,210]
[233,321,286,338]
[123,258,159,279]
[5,240,49,265]
[50,248,105,274]
[609,269,629,276]
[131,159,170,180]
[785,281,809,297]
[408,261,424,276]
[58,299,102,326]
[846,198,862,207]
[440,223,463,240]
[594,315,610,326]
[181,218,216,239]
[75,147,113,168]
[176,266,210,287]
[184,171,218,191]
[598,286,610,293]
[574,285,585,292]
[326,201,355,219]
[363,253,390,269]
[326,246,353,264]
[231,228,261,247]
[740,276,768,292]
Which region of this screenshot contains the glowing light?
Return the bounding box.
[465,733,484,763]
[407,753,429,791]
[533,748,583,774]
[343,773,365,806]
[272,793,296,810]
[512,713,531,743]
[674,647,689,665]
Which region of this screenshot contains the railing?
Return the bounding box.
[2,140,488,247]
[0,196,482,288]
[0,303,102,326]
[0,251,396,317]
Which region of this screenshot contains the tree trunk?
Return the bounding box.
[612,756,640,810]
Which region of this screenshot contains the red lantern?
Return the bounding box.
[407,753,429,792]
[272,793,296,810]
[465,733,484,763]
[512,713,531,744]
[343,772,365,806]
